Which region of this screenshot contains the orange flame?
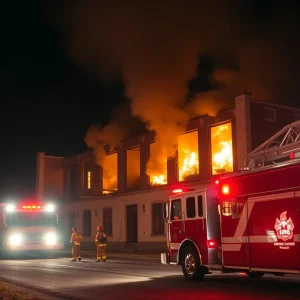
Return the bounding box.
[103,153,118,193]
[150,174,167,186]
[211,123,233,175]
[148,143,168,186]
[178,131,199,181]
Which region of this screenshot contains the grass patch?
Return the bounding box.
[0,281,43,300]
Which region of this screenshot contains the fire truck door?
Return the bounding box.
[184,193,208,263]
[221,197,249,268]
[248,192,298,271]
[169,198,185,252]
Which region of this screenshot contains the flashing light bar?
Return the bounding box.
[22,205,41,209]
[7,203,55,212]
[172,187,196,194]
[172,189,183,194]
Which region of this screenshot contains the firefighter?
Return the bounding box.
[95,225,107,262]
[70,226,83,262]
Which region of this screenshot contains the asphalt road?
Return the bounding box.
[0,256,299,300]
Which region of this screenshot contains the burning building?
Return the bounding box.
[36,93,300,251]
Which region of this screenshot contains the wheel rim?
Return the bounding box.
[185,253,195,275]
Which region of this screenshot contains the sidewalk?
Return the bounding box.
[54,250,162,263]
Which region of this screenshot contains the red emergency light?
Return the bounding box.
[207,239,217,248]
[172,188,183,194]
[290,151,300,159]
[221,184,230,195]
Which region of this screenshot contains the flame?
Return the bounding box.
[148,142,168,186]
[211,122,233,175]
[178,131,199,181]
[103,153,118,193]
[151,174,167,186]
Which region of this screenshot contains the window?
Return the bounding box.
[126,147,141,189]
[103,207,112,236]
[149,143,167,186]
[103,153,118,194]
[171,199,182,220]
[210,122,233,175]
[221,200,243,218]
[178,131,199,181]
[186,197,195,218]
[264,107,276,121]
[152,203,165,235]
[222,202,232,216]
[87,171,91,189]
[198,195,203,217]
[83,210,91,237]
[69,165,78,197]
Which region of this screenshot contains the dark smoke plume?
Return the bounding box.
[45,0,300,167]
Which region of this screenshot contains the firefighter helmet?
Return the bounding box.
[97,226,102,231]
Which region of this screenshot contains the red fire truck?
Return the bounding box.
[0,201,63,257]
[161,120,300,280]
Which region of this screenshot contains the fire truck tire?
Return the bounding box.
[181,245,204,281]
[245,270,265,278]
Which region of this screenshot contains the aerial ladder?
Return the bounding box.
[243,120,300,170]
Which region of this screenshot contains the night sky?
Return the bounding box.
[1,0,300,199]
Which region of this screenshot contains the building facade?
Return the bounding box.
[36,93,300,251]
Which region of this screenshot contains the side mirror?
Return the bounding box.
[163,202,169,219]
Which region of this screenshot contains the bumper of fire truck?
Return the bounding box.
[3,243,63,252]
[161,252,170,264]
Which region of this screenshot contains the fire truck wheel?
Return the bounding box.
[245,270,265,279]
[181,245,204,281]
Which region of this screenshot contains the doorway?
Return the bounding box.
[126,204,138,243]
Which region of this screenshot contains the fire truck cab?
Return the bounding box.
[162,186,221,280]
[162,120,300,280]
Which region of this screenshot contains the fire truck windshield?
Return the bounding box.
[5,212,57,227]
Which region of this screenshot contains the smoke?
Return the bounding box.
[46,0,300,170]
[84,100,143,165]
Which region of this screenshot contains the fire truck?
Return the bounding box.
[0,201,63,257]
[161,120,300,280]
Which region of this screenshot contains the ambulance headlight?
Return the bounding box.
[5,204,16,213]
[9,234,22,246]
[44,232,57,245]
[45,204,55,212]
